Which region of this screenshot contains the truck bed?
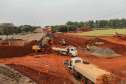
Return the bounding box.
[52,45,70,51]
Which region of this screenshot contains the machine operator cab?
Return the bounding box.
[63,57,83,69]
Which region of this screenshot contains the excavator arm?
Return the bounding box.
[32,32,53,52]
[39,33,53,48]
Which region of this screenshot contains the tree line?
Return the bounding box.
[66,18,126,29]
[51,25,77,33]
[0,23,41,36]
[51,18,126,33]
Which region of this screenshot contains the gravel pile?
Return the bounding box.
[90,46,102,53]
[99,48,116,55]
[90,46,116,55]
[0,63,37,84]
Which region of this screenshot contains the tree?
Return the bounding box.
[0,23,14,39]
[21,25,36,33]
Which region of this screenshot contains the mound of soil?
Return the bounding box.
[0,41,9,45]
[53,33,126,55]
[0,40,39,58]
[55,33,87,47]
[120,37,126,41]
[90,46,116,55]
[79,28,93,32]
[7,64,73,84]
[51,33,61,45]
[0,63,36,84]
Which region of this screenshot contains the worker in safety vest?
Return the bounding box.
[87,45,90,51]
[45,63,49,73]
[9,41,11,45]
[71,62,72,66]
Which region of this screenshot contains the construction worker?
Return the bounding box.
[87,45,90,51]
[70,61,73,66]
[9,41,11,45]
[45,63,49,73]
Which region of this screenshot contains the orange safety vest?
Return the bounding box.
[71,62,72,66]
[45,65,49,69]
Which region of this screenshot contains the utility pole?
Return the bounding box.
[65,23,69,32]
[34,21,35,26]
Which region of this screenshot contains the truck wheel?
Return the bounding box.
[69,70,73,75]
[69,53,72,57]
[81,77,87,84]
[83,61,90,64]
[59,52,62,56]
[55,51,59,55]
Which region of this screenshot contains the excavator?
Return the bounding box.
[113,32,122,37]
[32,32,53,53]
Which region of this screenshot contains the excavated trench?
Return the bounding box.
[7,64,73,84]
[53,33,126,55]
[0,40,39,58]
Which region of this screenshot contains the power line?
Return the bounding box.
[97,9,126,19]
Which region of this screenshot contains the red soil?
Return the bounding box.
[7,64,73,84]
[52,33,126,81]
[0,40,39,58]
[79,28,93,32]
[0,33,126,83]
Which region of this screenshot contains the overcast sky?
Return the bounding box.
[0,0,126,27]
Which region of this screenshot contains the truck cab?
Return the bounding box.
[63,57,82,74]
[67,47,78,56]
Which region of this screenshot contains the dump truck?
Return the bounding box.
[52,46,78,56]
[64,57,112,84]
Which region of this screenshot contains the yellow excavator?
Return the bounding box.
[32,33,53,53]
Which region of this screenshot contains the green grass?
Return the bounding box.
[23,33,38,40]
[72,29,126,37]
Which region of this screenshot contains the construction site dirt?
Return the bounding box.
[0,33,126,84]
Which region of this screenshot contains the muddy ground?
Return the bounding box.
[0,33,126,84]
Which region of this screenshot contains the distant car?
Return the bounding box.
[20,33,26,35]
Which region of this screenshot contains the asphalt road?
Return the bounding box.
[29,33,44,40]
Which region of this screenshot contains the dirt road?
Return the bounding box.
[100,37,126,46]
[0,53,77,84]
[29,33,43,40]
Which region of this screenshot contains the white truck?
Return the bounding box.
[52,46,78,56]
[64,57,112,84]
